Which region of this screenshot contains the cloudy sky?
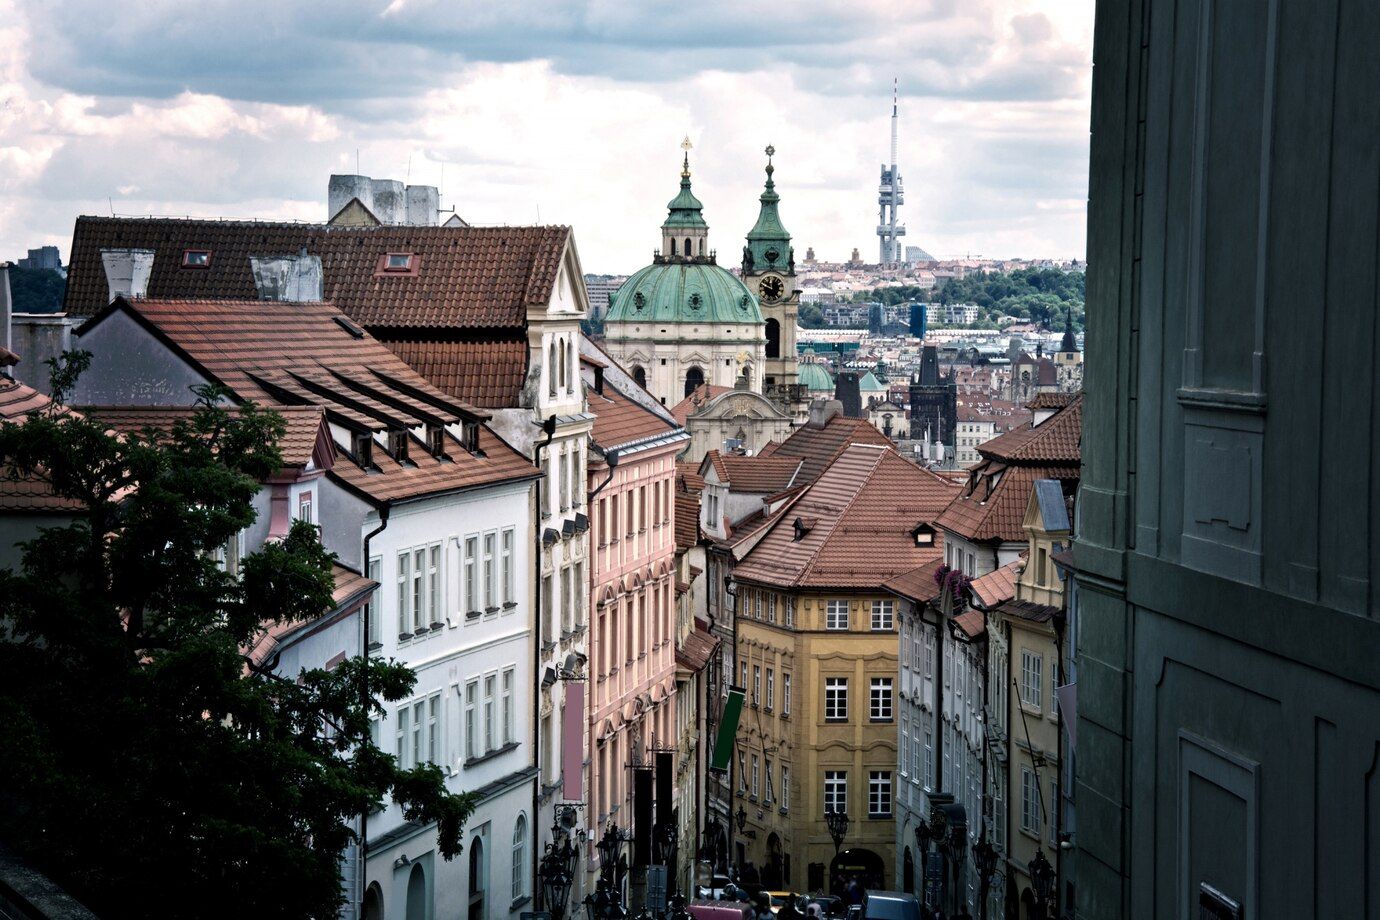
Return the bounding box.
[0,0,1094,274]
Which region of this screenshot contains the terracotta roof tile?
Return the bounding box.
[733,444,960,590]
[83,404,329,472]
[969,559,1023,609]
[670,383,735,425]
[765,412,894,485]
[676,461,705,494]
[978,394,1082,464]
[997,598,1060,624]
[0,377,83,512]
[0,376,53,421]
[587,383,680,451]
[675,624,719,672]
[675,490,701,552]
[381,337,527,408]
[64,216,571,329]
[700,451,803,494]
[1025,391,1078,410]
[883,560,943,604]
[246,563,378,667]
[952,608,986,639]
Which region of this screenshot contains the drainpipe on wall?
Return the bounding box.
[532,415,558,902]
[359,506,390,917]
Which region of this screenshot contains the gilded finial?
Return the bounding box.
[681,135,693,179]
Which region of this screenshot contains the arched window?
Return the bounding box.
[558,341,567,396]
[548,342,558,398]
[364,882,385,920]
[405,864,426,920]
[698,238,704,256]
[512,814,528,901]
[684,238,692,258]
[468,838,486,920]
[567,339,577,390]
[632,365,647,389]
[669,238,677,256]
[765,318,781,358]
[684,366,705,397]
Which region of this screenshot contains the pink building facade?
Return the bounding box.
[582,358,688,860]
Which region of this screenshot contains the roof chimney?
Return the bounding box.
[100,248,155,302]
[806,398,843,429]
[251,250,323,302]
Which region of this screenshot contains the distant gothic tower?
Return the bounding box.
[740,145,799,399]
[909,344,957,449]
[604,140,766,407]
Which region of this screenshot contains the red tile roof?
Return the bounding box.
[0,377,84,513]
[1025,391,1079,410]
[936,396,1081,543]
[675,623,719,673]
[763,411,894,485]
[0,376,53,420]
[246,563,378,667]
[952,608,986,639]
[64,217,571,329]
[997,598,1060,624]
[676,461,705,494]
[83,404,330,472]
[670,383,735,425]
[883,560,943,604]
[700,451,803,494]
[81,298,538,506]
[733,443,960,590]
[381,337,527,408]
[969,559,1022,609]
[675,490,701,553]
[587,383,680,451]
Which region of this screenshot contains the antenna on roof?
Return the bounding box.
[406,153,412,182]
[356,148,360,175]
[108,197,114,216]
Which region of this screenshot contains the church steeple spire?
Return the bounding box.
[1060,301,1079,353]
[661,137,710,262]
[744,144,793,276]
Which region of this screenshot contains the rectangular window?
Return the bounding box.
[781,765,790,811]
[427,694,439,764]
[502,668,514,745]
[483,675,496,753]
[785,598,795,628]
[483,532,496,609]
[923,727,934,790]
[465,681,478,760]
[754,591,762,620]
[823,771,847,814]
[1020,649,1044,710]
[751,755,760,798]
[411,549,426,633]
[395,708,407,766]
[765,669,775,711]
[826,600,849,630]
[870,600,894,630]
[753,665,761,707]
[181,248,212,267]
[741,659,748,690]
[464,536,479,614]
[397,552,410,637]
[411,700,424,767]
[427,545,440,626]
[870,677,893,721]
[364,556,382,646]
[783,673,792,716]
[1021,766,1041,836]
[899,720,909,777]
[738,751,747,792]
[868,771,892,817]
[574,561,585,626]
[825,677,848,722]
[297,490,314,525]
[501,528,514,605]
[384,252,414,271]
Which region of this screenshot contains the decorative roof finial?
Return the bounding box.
[681,136,693,179]
[764,143,775,180]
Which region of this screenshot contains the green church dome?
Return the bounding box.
[798,361,835,394]
[607,261,763,325]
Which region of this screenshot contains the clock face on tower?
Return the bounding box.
[758,275,784,302]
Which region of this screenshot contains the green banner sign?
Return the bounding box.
[710,686,745,772]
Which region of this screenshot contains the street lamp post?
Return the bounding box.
[1028,849,1055,920]
[914,821,934,909]
[972,834,998,920]
[584,825,630,920]
[945,822,969,919]
[539,815,580,920]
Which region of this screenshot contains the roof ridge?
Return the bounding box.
[777,444,890,581]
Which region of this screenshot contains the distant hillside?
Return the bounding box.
[8,267,66,314]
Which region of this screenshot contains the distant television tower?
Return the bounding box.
[877,78,906,265]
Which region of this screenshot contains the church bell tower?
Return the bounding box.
[741,145,800,406]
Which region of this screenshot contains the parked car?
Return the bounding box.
[697,875,734,900]
[860,891,920,920]
[806,896,844,918]
[689,901,755,920]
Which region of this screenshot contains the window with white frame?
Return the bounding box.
[501,528,515,605]
[365,557,381,646]
[826,600,849,630]
[411,548,426,633]
[512,814,528,901]
[764,759,774,803]
[869,677,893,722]
[483,674,496,752]
[924,628,935,680]
[574,561,585,626]
[397,552,410,636]
[785,598,795,628]
[1020,649,1044,710]
[502,669,514,745]
[871,600,894,630]
[482,532,496,610]
[868,771,892,817]
[823,771,847,814]
[899,720,909,777]
[738,751,747,791]
[427,694,440,764]
[753,665,761,706]
[911,724,922,781]
[783,673,792,716]
[465,681,478,760]
[1021,766,1041,837]
[767,594,776,623]
[296,490,314,525]
[395,692,442,769]
[923,726,934,790]
[825,677,848,722]
[740,659,748,690]
[765,669,775,711]
[781,765,790,811]
[464,536,479,614]
[427,545,440,626]
[751,755,760,798]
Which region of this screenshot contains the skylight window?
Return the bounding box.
[383,253,414,272]
[181,249,212,268]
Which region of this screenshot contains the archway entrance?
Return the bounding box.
[762,833,784,889]
[632,365,647,389]
[765,318,781,358]
[405,864,426,920]
[469,838,486,920]
[363,882,384,920]
[684,366,705,397]
[902,847,914,894]
[829,847,885,897]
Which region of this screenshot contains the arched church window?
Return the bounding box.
[684,238,692,257]
[698,238,704,256]
[684,366,705,397]
[632,366,647,389]
[765,318,781,359]
[669,238,677,256]
[548,342,557,397]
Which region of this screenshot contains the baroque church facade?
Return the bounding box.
[739,146,800,405]
[604,145,767,407]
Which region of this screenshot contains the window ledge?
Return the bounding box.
[510,897,532,912]
[367,641,383,652]
[465,741,520,768]
[504,601,518,610]
[825,718,848,724]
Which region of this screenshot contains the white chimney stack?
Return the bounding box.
[100,248,156,302]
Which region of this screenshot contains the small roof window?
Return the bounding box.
[181,249,212,268]
[383,252,415,272]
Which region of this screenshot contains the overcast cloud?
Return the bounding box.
[1,0,1093,273]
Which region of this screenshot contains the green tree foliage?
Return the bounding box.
[0,354,474,918]
[798,303,826,328]
[856,269,1086,331]
[8,266,67,314]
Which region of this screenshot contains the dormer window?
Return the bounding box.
[911,522,936,547]
[426,424,446,458]
[181,249,212,268]
[460,420,482,455]
[353,431,374,467]
[382,252,415,272]
[388,429,409,463]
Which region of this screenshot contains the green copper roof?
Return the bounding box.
[744,150,793,274]
[664,153,708,229]
[859,370,887,392]
[606,261,762,325]
[798,361,835,393]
